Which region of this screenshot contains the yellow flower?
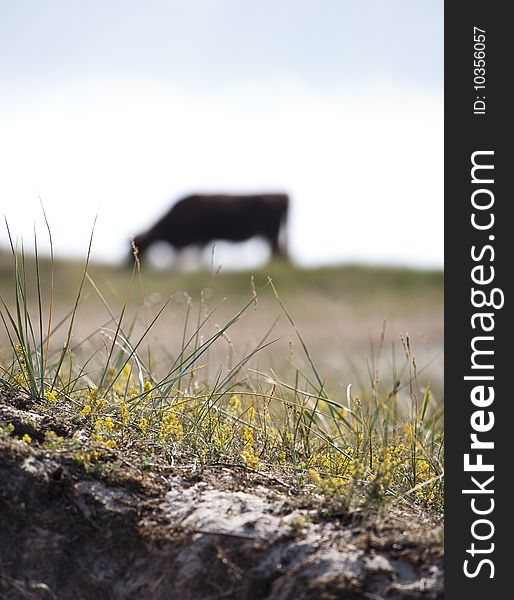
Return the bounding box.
[86,387,106,411]
[119,401,130,426]
[80,404,92,417]
[13,344,30,388]
[104,417,114,432]
[417,458,431,481]
[242,425,255,450]
[241,424,259,468]
[138,418,148,433]
[242,449,259,469]
[45,389,58,404]
[159,410,183,441]
[212,422,233,447]
[22,433,32,444]
[404,423,415,444]
[75,450,92,463]
[308,468,321,484]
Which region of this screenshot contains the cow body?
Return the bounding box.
[131,193,289,262]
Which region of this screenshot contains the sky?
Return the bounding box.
[0,0,443,269]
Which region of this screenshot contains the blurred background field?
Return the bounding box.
[0,1,443,270]
[0,249,443,405]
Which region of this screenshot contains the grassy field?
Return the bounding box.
[0,250,444,393]
[0,246,443,513]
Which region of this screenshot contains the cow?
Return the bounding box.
[130,193,289,264]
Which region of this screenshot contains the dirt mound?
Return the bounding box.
[0,397,443,599]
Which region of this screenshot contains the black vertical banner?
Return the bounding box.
[445,3,511,597]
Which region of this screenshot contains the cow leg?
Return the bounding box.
[271,237,283,257]
[269,228,287,259]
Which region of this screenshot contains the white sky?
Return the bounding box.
[0,1,443,269]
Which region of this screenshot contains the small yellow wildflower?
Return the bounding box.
[13,345,29,388]
[242,425,255,449]
[291,514,308,529]
[404,423,415,444]
[330,476,345,489]
[143,380,153,393]
[138,418,148,433]
[213,422,233,447]
[22,433,32,444]
[417,458,430,478]
[312,453,331,470]
[308,468,322,484]
[45,389,58,404]
[80,404,92,418]
[159,410,183,441]
[241,424,259,468]
[104,417,114,432]
[119,401,130,426]
[14,373,26,387]
[242,449,259,469]
[75,450,92,463]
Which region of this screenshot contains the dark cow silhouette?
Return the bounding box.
[130,193,289,263]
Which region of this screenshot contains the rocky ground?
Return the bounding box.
[0,392,443,600]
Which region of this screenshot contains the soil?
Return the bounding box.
[0,391,443,599]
